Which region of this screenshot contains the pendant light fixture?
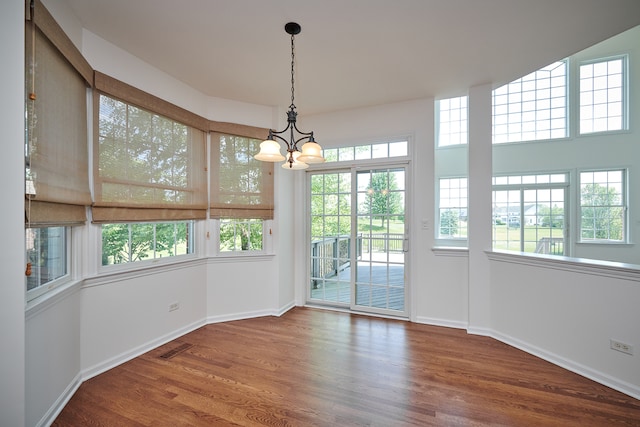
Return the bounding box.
[254,22,325,169]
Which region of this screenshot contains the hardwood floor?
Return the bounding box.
[53,307,640,426]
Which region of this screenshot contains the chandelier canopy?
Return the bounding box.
[254,22,325,169]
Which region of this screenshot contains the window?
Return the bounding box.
[210,133,274,253]
[492,173,568,255]
[323,140,408,163]
[219,219,264,252]
[101,221,194,266]
[25,3,92,300]
[438,178,468,238]
[493,61,567,144]
[579,170,626,242]
[94,91,208,222]
[26,227,68,300]
[579,56,627,134]
[437,96,468,146]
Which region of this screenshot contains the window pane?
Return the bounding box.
[437,96,468,146]
[323,141,408,163]
[579,170,625,242]
[102,221,194,265]
[493,61,567,143]
[438,178,468,238]
[579,57,626,134]
[220,219,264,252]
[26,227,67,297]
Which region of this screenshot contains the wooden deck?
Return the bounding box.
[311,262,405,310]
[53,307,640,426]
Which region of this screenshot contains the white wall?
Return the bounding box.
[0,2,26,426]
[26,286,81,427]
[206,257,281,322]
[490,255,640,397]
[80,263,207,377]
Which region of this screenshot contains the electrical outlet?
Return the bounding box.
[168,302,180,312]
[610,339,633,355]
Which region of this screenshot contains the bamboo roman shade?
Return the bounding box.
[25,0,92,227]
[210,133,274,220]
[92,85,208,223]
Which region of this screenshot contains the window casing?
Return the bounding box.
[437,96,468,147]
[579,56,627,134]
[493,60,568,144]
[579,170,626,242]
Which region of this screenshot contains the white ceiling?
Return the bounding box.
[61,0,640,116]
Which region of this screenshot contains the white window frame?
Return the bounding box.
[26,226,71,302]
[493,60,568,144]
[578,169,627,243]
[99,220,197,270]
[437,177,468,241]
[436,96,468,147]
[492,173,569,255]
[217,218,269,254]
[578,55,628,135]
[322,140,408,164]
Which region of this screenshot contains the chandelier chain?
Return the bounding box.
[290,33,295,109]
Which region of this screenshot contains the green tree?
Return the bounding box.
[439,209,459,236]
[101,222,189,265]
[310,173,351,238]
[580,183,623,240]
[219,220,263,251]
[362,172,402,227]
[538,204,564,228]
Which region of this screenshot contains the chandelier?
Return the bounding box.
[254,22,325,169]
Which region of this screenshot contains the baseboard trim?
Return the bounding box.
[81,318,205,381]
[36,372,82,427]
[490,330,640,401]
[414,315,467,330]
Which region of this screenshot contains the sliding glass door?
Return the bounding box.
[309,166,408,317]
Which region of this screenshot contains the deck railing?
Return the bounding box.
[311,233,404,286]
[534,237,564,255]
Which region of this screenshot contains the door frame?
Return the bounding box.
[305,159,411,319]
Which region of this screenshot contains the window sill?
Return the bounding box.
[86,256,207,288]
[208,253,276,263]
[576,241,633,246]
[486,249,640,282]
[432,246,469,257]
[26,279,82,319]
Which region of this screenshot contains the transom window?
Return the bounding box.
[437,96,468,147]
[493,60,567,144]
[579,170,626,242]
[579,56,627,134]
[323,141,408,163]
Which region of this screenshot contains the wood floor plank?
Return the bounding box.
[53,307,640,426]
